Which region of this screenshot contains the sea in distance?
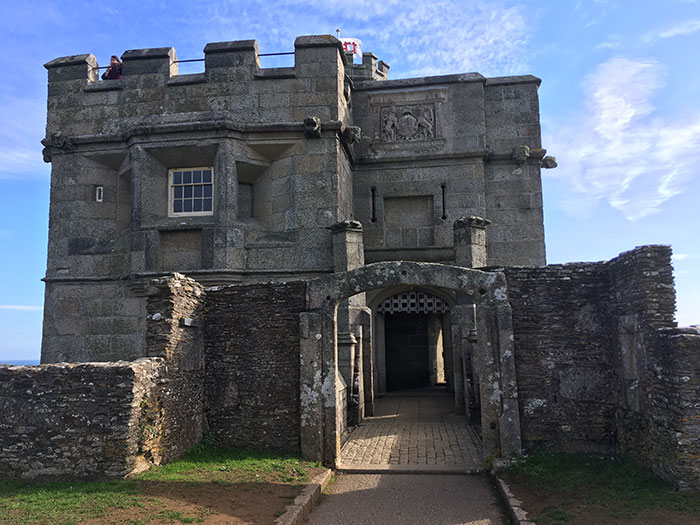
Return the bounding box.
[0,359,40,366]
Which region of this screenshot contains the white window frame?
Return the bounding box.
[168,167,214,217]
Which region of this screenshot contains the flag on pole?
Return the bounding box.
[341,38,362,58]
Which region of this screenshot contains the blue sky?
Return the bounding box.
[1,0,698,360]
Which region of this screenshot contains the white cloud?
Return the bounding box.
[545,57,700,221]
[672,253,689,261]
[0,94,50,179]
[0,305,43,312]
[190,0,533,78]
[643,19,700,42]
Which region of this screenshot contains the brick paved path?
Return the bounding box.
[338,388,483,472]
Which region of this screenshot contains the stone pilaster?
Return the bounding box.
[454,216,491,268]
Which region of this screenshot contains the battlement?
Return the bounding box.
[44,36,360,138]
[44,35,349,83]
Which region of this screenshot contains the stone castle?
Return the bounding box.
[0,35,697,489]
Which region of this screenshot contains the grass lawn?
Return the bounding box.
[0,442,323,524]
[501,450,700,524]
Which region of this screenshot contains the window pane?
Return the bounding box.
[170,168,214,215]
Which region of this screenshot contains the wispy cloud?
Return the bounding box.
[672,253,690,261]
[546,57,700,221]
[0,305,43,312]
[190,0,533,78]
[643,18,700,42]
[0,95,50,179]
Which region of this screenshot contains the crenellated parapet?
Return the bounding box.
[44,36,351,140]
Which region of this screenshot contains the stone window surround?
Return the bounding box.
[168,166,214,217]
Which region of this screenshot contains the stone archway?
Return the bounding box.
[298,261,521,468]
[368,286,455,396]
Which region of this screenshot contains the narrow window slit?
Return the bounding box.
[440,183,447,220]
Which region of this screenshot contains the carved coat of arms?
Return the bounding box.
[379,104,435,142]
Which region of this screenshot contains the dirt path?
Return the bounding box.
[306,473,505,525]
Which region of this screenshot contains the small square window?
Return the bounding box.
[169,167,214,217]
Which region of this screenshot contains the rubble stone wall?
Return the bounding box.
[203,281,308,453]
[504,245,699,489]
[0,273,206,480]
[503,263,616,452]
[0,359,163,479]
[143,273,207,463]
[608,246,698,489]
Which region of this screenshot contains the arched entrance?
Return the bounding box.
[370,287,453,393]
[298,261,521,468]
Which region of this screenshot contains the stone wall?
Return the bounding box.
[607,245,698,489]
[616,327,700,489]
[203,281,307,453]
[143,273,207,463]
[0,359,162,479]
[503,262,616,452]
[504,245,699,489]
[0,273,205,480]
[42,280,146,363]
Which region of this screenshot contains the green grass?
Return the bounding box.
[0,479,145,525]
[137,442,320,484]
[0,442,321,524]
[503,450,700,523]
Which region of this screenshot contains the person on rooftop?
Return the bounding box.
[101,55,122,80]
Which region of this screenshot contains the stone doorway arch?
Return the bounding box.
[299,260,521,468]
[369,286,455,396]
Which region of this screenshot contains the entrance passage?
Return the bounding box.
[385,313,430,390]
[378,290,448,393]
[338,388,483,472]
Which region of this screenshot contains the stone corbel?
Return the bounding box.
[304,116,322,138]
[511,145,530,165]
[41,131,75,162]
[340,126,362,145]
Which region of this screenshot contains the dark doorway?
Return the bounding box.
[385,312,430,391]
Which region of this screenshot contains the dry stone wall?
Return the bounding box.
[503,245,699,489]
[143,273,206,463]
[0,359,163,479]
[203,281,308,453]
[0,273,205,480]
[503,262,616,452]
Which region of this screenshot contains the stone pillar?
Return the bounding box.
[329,220,365,272]
[357,307,375,416]
[428,314,445,385]
[453,216,491,268]
[330,220,367,427]
[450,305,470,416]
[299,312,325,462]
[337,330,357,409]
[496,302,522,457]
